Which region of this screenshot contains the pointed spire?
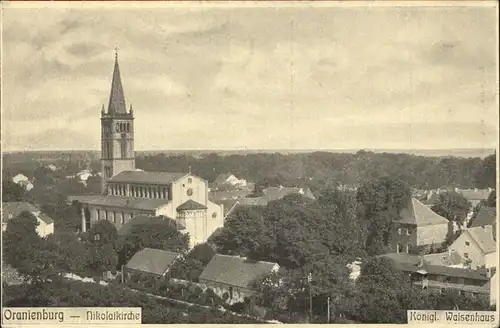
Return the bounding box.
[107,49,127,115]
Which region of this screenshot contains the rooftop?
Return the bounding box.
[108,171,187,185]
[199,254,278,289]
[125,248,181,276]
[68,195,169,211]
[459,189,492,201]
[2,202,40,221]
[398,198,449,226]
[470,206,496,228]
[177,200,208,211]
[467,225,496,254]
[381,253,489,281]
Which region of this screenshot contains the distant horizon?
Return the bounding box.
[3,147,496,159]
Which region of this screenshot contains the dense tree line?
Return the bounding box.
[133,151,496,190]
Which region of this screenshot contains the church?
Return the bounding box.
[69,52,225,249]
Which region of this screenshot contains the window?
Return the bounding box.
[188,178,192,184]
[397,228,402,235]
[465,241,470,246]
[406,228,411,235]
[121,212,125,224]
[406,244,411,253]
[212,212,217,218]
[397,243,402,253]
[464,253,469,259]
[94,234,100,241]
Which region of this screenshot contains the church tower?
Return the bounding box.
[100,50,135,194]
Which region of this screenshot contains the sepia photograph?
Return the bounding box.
[1,1,498,325]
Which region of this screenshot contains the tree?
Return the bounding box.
[118,217,189,266]
[2,180,26,202]
[431,191,471,226]
[3,211,60,283]
[45,231,88,273]
[356,177,411,255]
[317,188,367,258]
[475,153,496,188]
[485,190,496,208]
[169,257,205,282]
[187,243,216,265]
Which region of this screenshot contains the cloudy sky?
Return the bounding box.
[2,3,498,151]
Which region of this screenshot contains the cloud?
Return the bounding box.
[2,4,498,151]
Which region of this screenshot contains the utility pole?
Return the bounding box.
[307,272,313,322]
[121,265,124,284]
[327,296,331,323]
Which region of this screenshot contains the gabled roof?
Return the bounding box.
[238,197,268,207]
[2,202,40,221]
[381,253,489,281]
[213,173,234,184]
[459,189,492,201]
[199,254,278,289]
[470,206,496,228]
[209,190,252,201]
[38,213,54,225]
[108,171,187,185]
[263,186,316,202]
[107,53,127,115]
[68,195,169,211]
[467,225,496,254]
[177,200,207,211]
[398,198,449,226]
[125,248,181,276]
[118,215,175,236]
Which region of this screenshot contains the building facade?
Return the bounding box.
[391,198,450,255]
[69,52,224,249]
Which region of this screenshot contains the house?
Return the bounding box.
[490,272,497,307]
[2,202,54,237]
[209,199,240,219]
[199,254,279,305]
[458,188,493,208]
[12,173,29,185]
[18,180,34,191]
[391,198,450,255]
[212,173,248,189]
[124,248,181,279]
[448,225,496,270]
[208,189,253,201]
[382,253,491,296]
[68,53,224,250]
[262,186,316,202]
[470,206,496,228]
[47,164,58,172]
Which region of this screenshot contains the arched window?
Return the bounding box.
[120,133,127,158]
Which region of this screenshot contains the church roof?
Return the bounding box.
[177,200,208,211]
[68,195,169,211]
[107,52,127,115]
[470,206,496,228]
[108,171,187,185]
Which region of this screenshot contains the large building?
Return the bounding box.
[69,52,224,248]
